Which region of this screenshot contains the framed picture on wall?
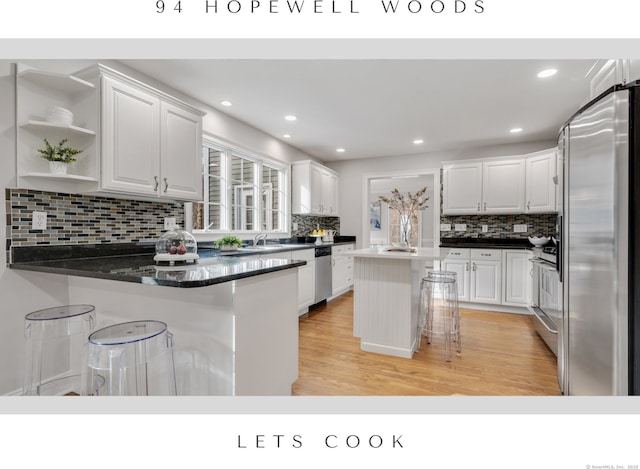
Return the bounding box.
[370,201,381,230]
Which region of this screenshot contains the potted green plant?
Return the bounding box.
[37,138,83,175]
[215,235,243,252]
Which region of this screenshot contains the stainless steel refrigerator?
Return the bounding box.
[559,81,640,395]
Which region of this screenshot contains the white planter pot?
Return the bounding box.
[219,245,238,252]
[49,161,68,175]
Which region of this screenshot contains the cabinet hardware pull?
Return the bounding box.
[164,178,169,193]
[154,176,159,191]
[477,202,480,211]
[465,262,469,271]
[483,202,487,211]
[527,201,530,210]
[472,262,477,271]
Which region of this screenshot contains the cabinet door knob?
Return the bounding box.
[164,178,169,193]
[154,176,159,191]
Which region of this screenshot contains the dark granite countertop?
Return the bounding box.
[10,247,306,288]
[439,238,534,249]
[9,236,358,288]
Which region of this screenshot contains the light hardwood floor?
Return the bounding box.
[291,291,561,396]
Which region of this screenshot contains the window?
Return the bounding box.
[191,139,288,237]
[389,209,420,246]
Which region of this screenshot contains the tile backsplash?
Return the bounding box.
[6,189,184,252]
[440,213,557,239]
[291,214,340,237]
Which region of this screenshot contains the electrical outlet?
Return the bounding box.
[440,223,451,232]
[293,222,299,231]
[32,211,47,230]
[482,225,489,233]
[514,224,528,233]
[164,217,177,230]
[454,224,467,232]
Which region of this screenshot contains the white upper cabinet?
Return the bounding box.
[525,149,557,213]
[101,75,161,197]
[443,159,524,215]
[482,159,526,214]
[160,101,203,200]
[443,150,556,215]
[292,160,339,216]
[587,59,630,99]
[442,162,483,215]
[76,64,204,201]
[97,67,204,201]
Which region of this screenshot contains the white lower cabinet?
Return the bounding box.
[502,250,532,306]
[443,248,503,306]
[469,250,502,304]
[293,249,315,315]
[442,251,471,302]
[331,243,354,298]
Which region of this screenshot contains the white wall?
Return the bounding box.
[0,62,73,395]
[326,140,555,248]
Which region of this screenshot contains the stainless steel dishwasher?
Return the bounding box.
[314,246,332,304]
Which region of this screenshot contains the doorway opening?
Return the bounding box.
[362,169,440,248]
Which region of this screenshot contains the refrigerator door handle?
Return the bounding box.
[557,215,563,282]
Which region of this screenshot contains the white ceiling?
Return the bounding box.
[118,59,597,162]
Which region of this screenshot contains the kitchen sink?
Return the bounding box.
[238,245,285,251]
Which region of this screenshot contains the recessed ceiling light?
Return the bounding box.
[336,148,346,153]
[510,127,523,134]
[285,115,297,121]
[220,100,232,107]
[283,134,291,139]
[537,69,557,78]
[413,139,424,145]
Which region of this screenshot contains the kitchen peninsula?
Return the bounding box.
[349,246,445,358]
[11,245,305,396]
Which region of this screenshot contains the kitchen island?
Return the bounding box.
[11,245,305,396]
[349,246,445,358]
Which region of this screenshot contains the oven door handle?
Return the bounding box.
[530,307,558,334]
[528,258,556,269]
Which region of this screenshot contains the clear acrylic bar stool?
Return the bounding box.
[23,304,97,396]
[419,271,461,361]
[83,320,177,396]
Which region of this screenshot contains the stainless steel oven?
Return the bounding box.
[529,251,562,357]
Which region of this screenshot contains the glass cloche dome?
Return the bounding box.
[154,226,199,265]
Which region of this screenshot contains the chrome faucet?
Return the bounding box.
[254,232,268,246]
